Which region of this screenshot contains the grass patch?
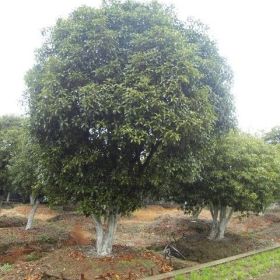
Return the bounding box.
[174,248,280,280]
[25,251,42,262]
[175,276,186,280]
[0,263,13,272]
[37,233,57,244]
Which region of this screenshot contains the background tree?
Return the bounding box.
[0,115,23,203]
[179,132,280,240]
[24,1,229,256]
[264,126,280,144]
[8,123,43,230]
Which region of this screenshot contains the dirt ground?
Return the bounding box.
[256,268,280,280]
[1,204,280,279]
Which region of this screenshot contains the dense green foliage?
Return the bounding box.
[264,126,280,144]
[184,20,235,133]
[178,131,280,217]
[214,132,279,212]
[8,124,43,201]
[0,115,23,199]
[25,0,235,219]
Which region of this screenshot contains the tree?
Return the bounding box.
[158,20,236,222]
[0,115,23,203]
[264,126,280,144]
[25,1,226,256]
[8,123,43,230]
[180,132,280,240]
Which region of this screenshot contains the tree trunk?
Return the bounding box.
[25,199,39,230]
[192,207,202,220]
[0,196,3,210]
[208,204,219,240]
[208,204,233,240]
[30,194,35,205]
[216,206,233,240]
[6,192,10,203]
[92,213,118,256]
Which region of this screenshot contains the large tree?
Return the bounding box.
[178,131,280,240]
[25,1,227,255]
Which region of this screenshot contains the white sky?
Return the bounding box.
[0,0,279,133]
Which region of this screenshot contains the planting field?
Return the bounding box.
[1,204,280,279]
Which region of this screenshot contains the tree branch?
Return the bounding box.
[139,141,161,175]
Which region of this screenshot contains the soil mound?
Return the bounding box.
[172,233,269,262]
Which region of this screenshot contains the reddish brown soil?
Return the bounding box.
[1,205,280,279]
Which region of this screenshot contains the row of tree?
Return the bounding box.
[1,0,280,256]
[0,116,42,229]
[1,116,279,243]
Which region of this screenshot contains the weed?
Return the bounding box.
[25,251,42,262]
[0,263,13,272]
[38,234,56,244]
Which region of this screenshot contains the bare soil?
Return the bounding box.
[0,204,280,279]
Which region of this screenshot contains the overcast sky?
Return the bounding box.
[0,0,279,133]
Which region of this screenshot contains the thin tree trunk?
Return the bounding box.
[30,194,35,205]
[92,213,118,256]
[25,199,39,230]
[192,207,202,220]
[0,196,3,210]
[6,192,10,203]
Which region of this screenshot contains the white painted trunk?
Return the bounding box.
[208,204,219,240]
[25,199,39,230]
[192,208,202,220]
[30,194,35,205]
[216,221,227,240]
[216,206,233,240]
[208,204,233,240]
[92,213,118,256]
[209,223,219,240]
[6,192,10,203]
